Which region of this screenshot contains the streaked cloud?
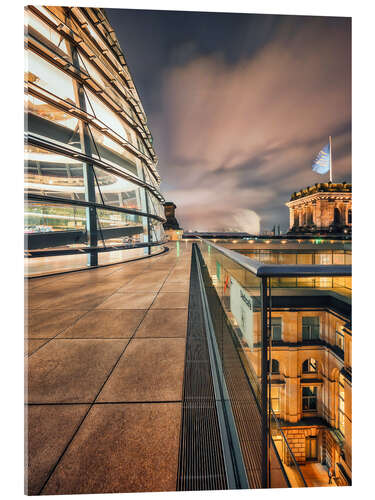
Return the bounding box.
[155,16,351,232]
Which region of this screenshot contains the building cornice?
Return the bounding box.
[286,191,352,208]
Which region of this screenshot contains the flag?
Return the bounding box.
[312,143,330,174]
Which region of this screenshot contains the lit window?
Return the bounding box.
[26,51,76,104]
[338,375,345,436]
[271,386,281,413]
[26,11,68,54]
[302,317,320,340]
[302,358,317,373]
[271,317,282,341]
[336,331,345,352]
[302,386,317,411]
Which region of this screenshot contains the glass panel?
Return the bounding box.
[25,199,87,236]
[147,192,165,219]
[198,239,307,488]
[25,94,82,151]
[149,219,165,243]
[84,88,131,144]
[26,51,76,104]
[78,51,134,118]
[95,207,148,247]
[25,144,85,200]
[88,125,139,177]
[93,166,146,212]
[98,247,146,266]
[26,10,69,56]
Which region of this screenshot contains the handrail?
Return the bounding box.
[200,239,352,278]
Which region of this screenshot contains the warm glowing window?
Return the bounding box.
[26,11,68,54]
[84,89,131,143]
[271,386,281,413]
[336,330,345,353]
[26,51,76,104]
[338,375,345,436]
[302,358,317,373]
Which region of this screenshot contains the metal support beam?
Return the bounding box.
[70,38,98,266]
[260,277,269,488]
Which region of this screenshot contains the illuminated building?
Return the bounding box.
[24,6,166,276]
[163,202,183,240]
[286,183,351,235]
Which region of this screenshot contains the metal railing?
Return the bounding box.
[196,238,351,488]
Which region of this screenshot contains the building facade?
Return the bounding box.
[286,183,352,235]
[163,202,183,240]
[24,6,166,275]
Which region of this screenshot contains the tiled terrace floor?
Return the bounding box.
[25,241,192,495]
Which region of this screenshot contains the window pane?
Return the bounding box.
[84,89,131,143]
[26,51,76,104]
[96,206,148,246]
[25,144,85,200]
[88,125,138,177]
[25,95,82,151]
[25,200,87,236]
[93,166,146,212]
[26,11,69,57]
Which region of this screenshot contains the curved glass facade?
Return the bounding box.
[24,6,166,276]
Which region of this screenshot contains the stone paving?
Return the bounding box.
[25,241,192,495]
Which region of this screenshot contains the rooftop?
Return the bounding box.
[289,182,352,201]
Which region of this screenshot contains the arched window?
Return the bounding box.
[302,358,317,373]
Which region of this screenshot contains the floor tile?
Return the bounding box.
[58,310,146,339]
[151,292,189,309]
[135,309,188,338]
[160,281,190,293]
[27,339,128,403]
[41,403,181,495]
[26,310,87,338]
[25,339,50,356]
[97,292,157,310]
[98,338,185,402]
[27,292,109,311]
[26,404,89,495]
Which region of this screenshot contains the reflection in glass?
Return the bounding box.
[25,144,85,200]
[84,88,132,144]
[25,200,86,234]
[26,11,69,56]
[26,51,76,104]
[88,125,138,176]
[93,166,145,211]
[25,94,81,151]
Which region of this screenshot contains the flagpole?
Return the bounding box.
[329,135,333,182]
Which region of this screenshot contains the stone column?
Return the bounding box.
[289,207,295,229]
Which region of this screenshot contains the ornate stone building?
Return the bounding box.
[286,183,351,235]
[163,202,183,240]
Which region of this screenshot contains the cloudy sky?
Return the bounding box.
[106,9,351,233]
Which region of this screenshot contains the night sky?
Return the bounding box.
[105,8,351,233]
